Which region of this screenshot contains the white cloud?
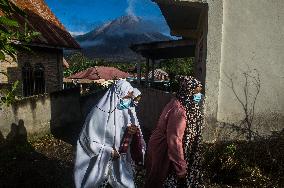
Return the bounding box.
[69,31,87,36]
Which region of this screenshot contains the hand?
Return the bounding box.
[135,164,144,175]
[177,173,187,179]
[112,149,120,160]
[127,124,138,135]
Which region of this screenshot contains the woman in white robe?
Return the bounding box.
[74,80,143,188]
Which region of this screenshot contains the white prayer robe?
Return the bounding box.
[74,80,140,188]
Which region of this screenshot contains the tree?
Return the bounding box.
[161,57,194,77]
[0,0,40,106]
[64,52,104,77]
[64,52,135,77]
[0,0,40,62]
[160,57,194,92]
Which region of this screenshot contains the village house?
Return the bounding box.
[64,66,131,93]
[0,0,80,97]
[148,0,284,141]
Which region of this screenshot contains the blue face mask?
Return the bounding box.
[117,98,132,110]
[193,93,203,104]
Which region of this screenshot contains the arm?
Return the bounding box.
[79,132,113,159]
[166,108,187,176]
[91,141,113,157]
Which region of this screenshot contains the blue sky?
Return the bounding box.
[45,0,170,36]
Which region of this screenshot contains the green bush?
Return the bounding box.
[203,131,284,187]
[0,80,19,107]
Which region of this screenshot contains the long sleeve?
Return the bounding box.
[91,140,113,157]
[166,107,187,176]
[79,131,113,158]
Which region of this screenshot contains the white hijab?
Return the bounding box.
[130,88,146,157]
[133,88,141,99]
[75,80,137,188]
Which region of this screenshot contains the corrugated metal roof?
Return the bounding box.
[130,39,195,59]
[1,0,80,49]
[67,66,130,81]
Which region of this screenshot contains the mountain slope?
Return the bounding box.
[75,15,171,61]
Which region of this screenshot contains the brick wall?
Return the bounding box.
[0,46,63,96]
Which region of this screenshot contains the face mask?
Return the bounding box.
[117,98,132,110]
[193,93,203,104]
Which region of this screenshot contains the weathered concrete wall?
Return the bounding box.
[77,87,173,143]
[80,90,106,120]
[50,87,82,131]
[0,88,82,140]
[171,0,284,141]
[167,0,224,141]
[0,86,175,144]
[201,0,224,142]
[216,0,284,139]
[0,94,51,137]
[136,88,173,142]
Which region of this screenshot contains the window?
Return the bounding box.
[22,63,46,97]
[34,63,45,95]
[22,63,33,97]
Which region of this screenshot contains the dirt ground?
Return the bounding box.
[0,133,282,188]
[0,134,74,187]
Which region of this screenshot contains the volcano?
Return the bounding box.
[75,15,172,61]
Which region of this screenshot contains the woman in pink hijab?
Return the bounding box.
[145,76,204,188]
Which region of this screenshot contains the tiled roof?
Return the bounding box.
[0,0,80,49]
[67,66,130,81]
[148,69,169,80]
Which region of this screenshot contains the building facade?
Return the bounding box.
[0,0,80,97]
[154,0,284,141]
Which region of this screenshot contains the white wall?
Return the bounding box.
[217,0,284,135]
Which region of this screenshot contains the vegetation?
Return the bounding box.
[203,131,284,187]
[64,52,136,77]
[64,53,194,92]
[0,0,40,61]
[0,0,40,107]
[65,53,194,79]
[160,57,194,78]
[160,58,194,92]
[0,80,18,107]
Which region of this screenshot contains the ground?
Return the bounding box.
[0,134,74,188]
[0,133,283,188]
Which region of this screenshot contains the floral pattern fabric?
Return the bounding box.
[164,76,205,188]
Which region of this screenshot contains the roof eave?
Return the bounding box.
[19,41,81,50]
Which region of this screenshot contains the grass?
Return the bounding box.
[202,131,284,187]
